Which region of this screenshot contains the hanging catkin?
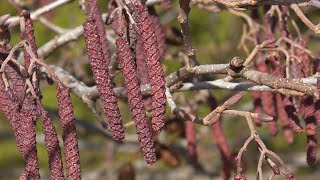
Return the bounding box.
[185,120,198,165]
[296,39,317,166]
[88,0,111,66]
[40,109,64,179]
[0,42,40,179]
[83,17,125,140]
[135,2,166,132]
[57,85,81,179]
[116,37,156,164]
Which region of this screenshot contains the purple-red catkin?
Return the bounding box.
[303,96,317,165]
[261,92,278,136]
[296,39,317,166]
[257,59,279,136]
[20,11,42,124]
[207,95,232,180]
[212,122,232,180]
[116,37,157,165]
[88,0,111,66]
[148,7,166,60]
[285,174,299,180]
[275,94,294,143]
[40,109,64,179]
[135,35,153,106]
[262,11,280,136]
[0,45,40,180]
[283,97,303,133]
[0,78,40,180]
[315,77,320,126]
[267,50,294,142]
[83,17,125,140]
[135,2,167,132]
[185,120,198,165]
[57,85,81,179]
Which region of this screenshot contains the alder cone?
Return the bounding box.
[135,2,167,132]
[57,85,81,179]
[116,38,156,164]
[83,17,125,140]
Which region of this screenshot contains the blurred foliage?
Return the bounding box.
[0,0,319,179]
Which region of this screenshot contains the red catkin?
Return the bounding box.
[266,51,294,142]
[148,7,166,60]
[296,39,317,165]
[20,11,42,124]
[283,97,304,133]
[261,92,278,136]
[257,60,278,136]
[212,122,232,180]
[83,17,125,140]
[0,45,40,180]
[88,0,111,66]
[208,95,232,180]
[262,11,280,136]
[40,109,64,179]
[185,120,198,165]
[116,37,157,165]
[275,94,294,143]
[0,79,40,180]
[135,35,149,86]
[135,2,167,132]
[57,85,81,179]
[285,174,299,180]
[315,77,320,126]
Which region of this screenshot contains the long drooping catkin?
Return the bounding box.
[0,77,40,180]
[148,7,166,60]
[88,0,111,66]
[83,17,125,140]
[185,120,198,165]
[0,45,40,180]
[57,85,81,179]
[116,37,156,165]
[207,95,231,180]
[135,2,166,132]
[20,11,42,124]
[296,39,317,166]
[40,109,64,179]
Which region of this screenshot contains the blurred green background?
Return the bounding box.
[0,0,320,179]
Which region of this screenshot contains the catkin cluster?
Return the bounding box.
[0,13,82,179]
